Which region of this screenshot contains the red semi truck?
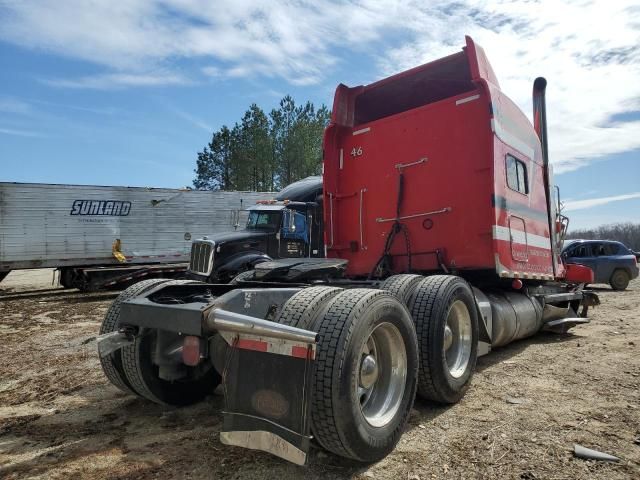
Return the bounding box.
[96,37,599,465]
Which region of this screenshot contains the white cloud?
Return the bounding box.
[0,127,47,138]
[168,107,213,132]
[375,1,640,174]
[32,100,118,116]
[201,66,222,78]
[564,192,640,211]
[0,96,32,115]
[1,1,639,172]
[41,72,191,89]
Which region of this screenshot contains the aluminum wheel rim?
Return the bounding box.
[444,300,472,379]
[357,322,407,428]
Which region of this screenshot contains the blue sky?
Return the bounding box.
[1,0,639,230]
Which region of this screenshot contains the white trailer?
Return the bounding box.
[0,182,274,290]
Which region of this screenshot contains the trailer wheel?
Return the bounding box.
[0,270,10,283]
[99,278,174,395]
[276,286,343,329]
[410,275,479,404]
[229,269,255,284]
[379,274,424,306]
[610,269,630,291]
[120,280,221,406]
[310,289,418,462]
[59,267,81,290]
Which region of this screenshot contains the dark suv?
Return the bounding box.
[562,239,639,290]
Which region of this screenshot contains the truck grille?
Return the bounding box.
[188,240,215,276]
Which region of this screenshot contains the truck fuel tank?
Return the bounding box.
[483,291,544,348]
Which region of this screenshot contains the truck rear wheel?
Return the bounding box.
[410,275,479,404]
[119,280,221,406]
[121,329,220,406]
[276,286,343,330]
[610,269,630,291]
[99,278,173,395]
[379,274,424,306]
[310,289,418,462]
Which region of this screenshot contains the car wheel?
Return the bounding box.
[610,269,630,291]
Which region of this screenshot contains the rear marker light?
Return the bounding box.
[182,336,201,366]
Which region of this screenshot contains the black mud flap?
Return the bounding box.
[219,333,315,465]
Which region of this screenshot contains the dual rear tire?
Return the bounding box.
[99,278,220,406]
[408,275,479,404]
[277,287,419,462]
[277,274,479,462]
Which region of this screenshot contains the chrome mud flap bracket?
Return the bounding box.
[472,287,493,357]
[207,308,317,465]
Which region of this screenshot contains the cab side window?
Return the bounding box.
[282,210,308,239]
[506,154,529,194]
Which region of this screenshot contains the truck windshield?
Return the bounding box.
[246,210,281,231]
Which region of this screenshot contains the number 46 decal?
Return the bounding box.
[351,146,363,157]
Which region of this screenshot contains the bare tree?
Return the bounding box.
[566,222,640,250]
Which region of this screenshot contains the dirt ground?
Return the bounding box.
[0,269,638,480]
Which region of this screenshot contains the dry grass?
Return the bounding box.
[0,270,638,479]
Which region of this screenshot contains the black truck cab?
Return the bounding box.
[187,176,323,282]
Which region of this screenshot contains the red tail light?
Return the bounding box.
[182,335,201,366]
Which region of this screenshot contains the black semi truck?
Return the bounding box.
[187,176,324,282]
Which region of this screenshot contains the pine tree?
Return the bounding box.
[193,95,331,191]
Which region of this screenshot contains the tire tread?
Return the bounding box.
[120,280,198,404]
[379,274,424,306]
[312,289,379,457]
[277,286,343,329]
[410,275,475,402]
[99,278,173,395]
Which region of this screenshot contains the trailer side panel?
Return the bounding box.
[0,183,274,270]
